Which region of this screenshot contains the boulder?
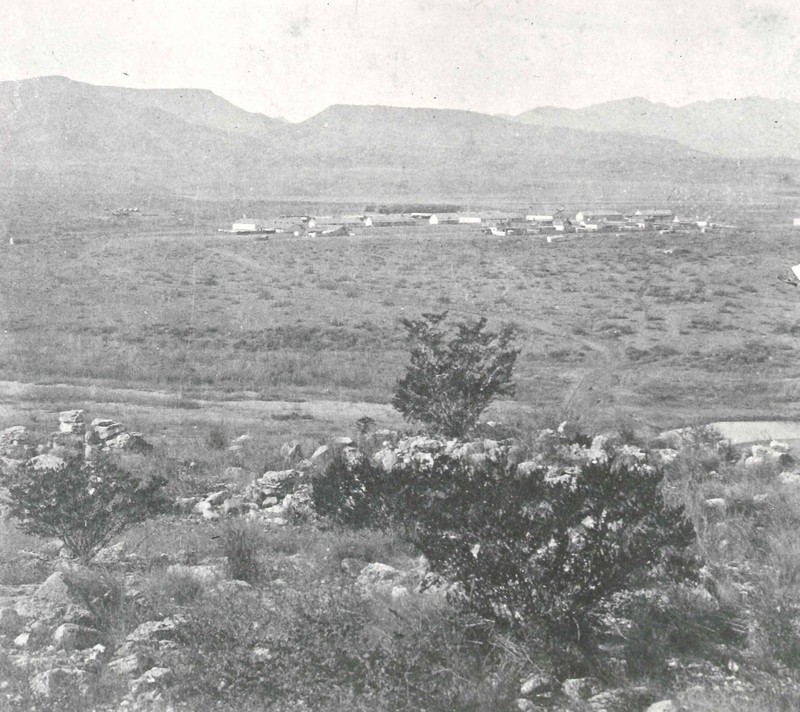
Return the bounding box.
[27,453,67,471]
[91,420,125,441]
[58,410,85,435]
[53,623,104,651]
[520,672,555,697]
[105,432,152,453]
[126,618,182,644]
[779,471,800,487]
[108,652,150,676]
[30,667,89,698]
[340,558,369,578]
[0,606,23,635]
[204,490,230,506]
[562,677,599,702]
[248,469,300,501]
[355,563,407,596]
[280,440,304,462]
[222,496,248,515]
[646,702,677,712]
[35,571,74,606]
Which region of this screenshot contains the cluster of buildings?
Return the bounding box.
[224,207,716,237]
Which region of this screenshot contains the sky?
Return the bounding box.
[2,0,800,121]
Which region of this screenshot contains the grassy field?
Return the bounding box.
[2,206,800,432]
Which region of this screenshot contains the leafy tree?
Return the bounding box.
[2,459,168,561]
[392,312,519,438]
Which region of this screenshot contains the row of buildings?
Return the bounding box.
[225,208,715,237]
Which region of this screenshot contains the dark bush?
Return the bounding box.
[313,441,698,670]
[392,312,519,438]
[1,458,168,561]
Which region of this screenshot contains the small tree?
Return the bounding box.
[2,459,168,561]
[392,312,519,438]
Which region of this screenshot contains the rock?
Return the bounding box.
[331,436,355,447]
[131,666,172,695]
[126,618,182,644]
[13,632,30,648]
[355,562,407,596]
[108,653,150,676]
[106,432,152,453]
[779,471,800,487]
[249,469,300,500]
[175,496,199,513]
[35,571,74,605]
[703,498,727,518]
[53,623,104,651]
[562,677,599,702]
[280,440,304,462]
[223,466,248,480]
[0,606,23,635]
[520,672,554,697]
[249,646,273,664]
[30,667,89,698]
[770,440,790,454]
[588,690,626,710]
[340,558,369,578]
[516,700,539,712]
[0,426,32,459]
[205,489,230,505]
[93,541,126,565]
[91,420,125,441]
[373,448,398,472]
[223,496,248,515]
[646,702,677,712]
[27,454,67,471]
[656,448,679,465]
[310,444,331,464]
[58,410,85,434]
[232,433,251,445]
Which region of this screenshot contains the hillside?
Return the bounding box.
[515,96,800,160]
[0,77,797,205]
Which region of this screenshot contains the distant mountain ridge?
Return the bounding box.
[0,76,797,205]
[515,96,800,160]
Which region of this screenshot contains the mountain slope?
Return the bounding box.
[0,77,796,204]
[515,97,800,160]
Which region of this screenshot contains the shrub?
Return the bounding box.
[314,439,699,670]
[1,459,168,562]
[220,519,262,584]
[392,312,519,438]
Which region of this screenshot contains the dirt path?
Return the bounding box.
[0,380,398,425]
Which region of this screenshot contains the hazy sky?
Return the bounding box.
[3,0,800,121]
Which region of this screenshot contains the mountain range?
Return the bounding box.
[0,76,797,206]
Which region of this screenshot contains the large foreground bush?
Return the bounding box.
[2,458,168,561]
[314,436,698,665]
